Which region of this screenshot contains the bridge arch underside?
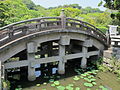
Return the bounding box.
[0,29,105,81]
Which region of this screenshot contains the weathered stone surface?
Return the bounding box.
[103,50,113,58]
[83,39,93,47]
[59,35,70,45]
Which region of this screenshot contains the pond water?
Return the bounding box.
[9,60,120,90]
[21,72,120,90]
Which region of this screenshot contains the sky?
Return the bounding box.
[31,0,106,11]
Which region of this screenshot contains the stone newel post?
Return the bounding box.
[60,9,66,29]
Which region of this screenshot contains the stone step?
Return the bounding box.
[103,49,113,59]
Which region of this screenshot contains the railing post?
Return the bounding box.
[8,26,13,38]
[60,9,66,29]
[37,20,41,31]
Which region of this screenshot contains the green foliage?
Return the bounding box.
[47,7,82,18]
[0,0,112,33]
[97,26,108,33]
[79,12,111,28]
[99,0,120,23]
[2,80,10,89]
[22,0,36,10]
[81,7,103,14]
[0,0,11,26]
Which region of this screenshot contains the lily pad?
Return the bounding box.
[87,88,91,90]
[80,76,84,79]
[43,82,47,85]
[84,83,93,87]
[99,85,105,89]
[87,75,94,79]
[68,84,74,87]
[92,82,97,85]
[42,89,46,90]
[57,76,61,78]
[81,74,87,77]
[73,76,80,81]
[51,84,55,87]
[99,86,108,90]
[75,87,80,90]
[90,78,96,82]
[36,84,40,87]
[49,79,54,83]
[54,81,60,85]
[65,86,73,90]
[57,86,65,90]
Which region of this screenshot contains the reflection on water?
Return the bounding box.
[8,59,101,90]
[52,68,58,74]
[35,71,41,77]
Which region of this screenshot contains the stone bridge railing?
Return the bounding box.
[0,14,108,47]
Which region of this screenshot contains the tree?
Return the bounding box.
[99,0,120,20]
[0,1,11,27]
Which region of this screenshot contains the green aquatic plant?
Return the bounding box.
[92,82,97,85]
[44,76,49,78]
[75,87,80,90]
[57,86,65,90]
[99,85,108,90]
[81,74,87,77]
[87,75,94,79]
[84,83,93,87]
[51,84,56,87]
[15,88,22,90]
[54,81,60,85]
[57,76,61,78]
[49,79,54,83]
[68,84,74,87]
[36,84,41,87]
[42,88,46,90]
[90,78,96,82]
[73,76,80,81]
[86,88,91,90]
[80,76,84,79]
[43,82,47,85]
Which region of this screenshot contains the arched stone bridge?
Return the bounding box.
[0,10,108,81]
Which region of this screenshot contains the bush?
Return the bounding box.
[97,26,108,34]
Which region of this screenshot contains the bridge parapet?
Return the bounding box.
[0,14,108,47]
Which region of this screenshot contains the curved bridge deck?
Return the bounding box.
[0,11,108,81]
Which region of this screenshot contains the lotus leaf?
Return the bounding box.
[43,82,47,85]
[73,76,80,81]
[80,76,84,78]
[57,76,61,78]
[49,79,54,83]
[92,82,97,85]
[54,81,60,85]
[84,83,93,87]
[75,87,80,90]
[90,78,96,81]
[51,84,55,87]
[42,89,46,90]
[81,74,87,77]
[57,86,65,90]
[88,75,94,78]
[87,88,91,90]
[65,86,74,90]
[36,84,40,87]
[68,84,74,87]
